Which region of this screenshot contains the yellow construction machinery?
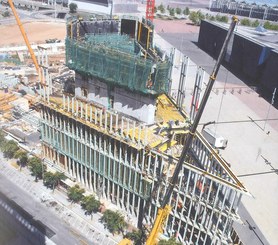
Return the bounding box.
[7,0,40,74]
[145,16,238,245]
[118,16,239,245]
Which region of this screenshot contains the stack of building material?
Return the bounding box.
[0,92,17,114]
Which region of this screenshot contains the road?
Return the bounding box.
[0,174,88,245]
[0,190,48,245]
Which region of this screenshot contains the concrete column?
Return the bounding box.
[76,100,79,116]
[72,97,74,114]
[100,109,103,127]
[72,160,76,178]
[76,162,81,183]
[80,163,84,185]
[110,114,113,132]
[65,155,68,172]
[121,117,124,136]
[94,108,97,124]
[84,165,88,187]
[67,96,70,112]
[81,102,83,118]
[85,104,88,121]
[104,110,108,131]
[62,94,65,110]
[127,119,130,138]
[115,113,118,132]
[90,106,92,122]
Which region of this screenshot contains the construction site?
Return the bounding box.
[35,16,249,244]
[1,0,278,244]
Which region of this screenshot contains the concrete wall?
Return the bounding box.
[198,20,278,93]
[75,73,109,108]
[198,20,228,60]
[113,87,156,125]
[260,49,278,93]
[75,73,156,124]
[230,35,268,82]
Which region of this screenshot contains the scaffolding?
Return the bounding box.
[65,35,171,95]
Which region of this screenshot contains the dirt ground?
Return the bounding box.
[0,21,66,47]
[0,19,198,47]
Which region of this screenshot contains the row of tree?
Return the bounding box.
[66,184,180,244]
[240,18,278,31]
[0,130,66,187]
[0,131,180,244]
[66,184,129,235]
[156,4,190,17]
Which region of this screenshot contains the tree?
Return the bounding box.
[81,195,101,219]
[124,230,143,245]
[0,130,6,149]
[2,140,19,159]
[2,11,10,17]
[43,171,66,191]
[67,184,85,203]
[100,210,127,235]
[183,7,190,15]
[240,18,251,26]
[169,8,175,17]
[208,15,216,21]
[158,237,182,245]
[263,21,278,31]
[14,150,28,170]
[157,4,165,14]
[28,157,46,181]
[175,7,181,15]
[69,3,77,13]
[189,11,204,25]
[251,19,260,27]
[215,14,228,23]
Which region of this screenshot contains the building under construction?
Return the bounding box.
[40,17,248,244]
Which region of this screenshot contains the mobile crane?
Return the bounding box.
[117,17,238,245]
[145,16,238,245]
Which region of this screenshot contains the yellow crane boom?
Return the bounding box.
[7,0,40,74]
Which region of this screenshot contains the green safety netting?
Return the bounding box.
[65,34,170,95]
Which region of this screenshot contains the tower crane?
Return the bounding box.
[146,0,155,21]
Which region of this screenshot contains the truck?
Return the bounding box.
[201,127,228,149]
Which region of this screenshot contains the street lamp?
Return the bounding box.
[263,87,277,130]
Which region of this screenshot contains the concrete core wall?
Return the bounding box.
[113,87,156,125]
[75,73,156,124]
